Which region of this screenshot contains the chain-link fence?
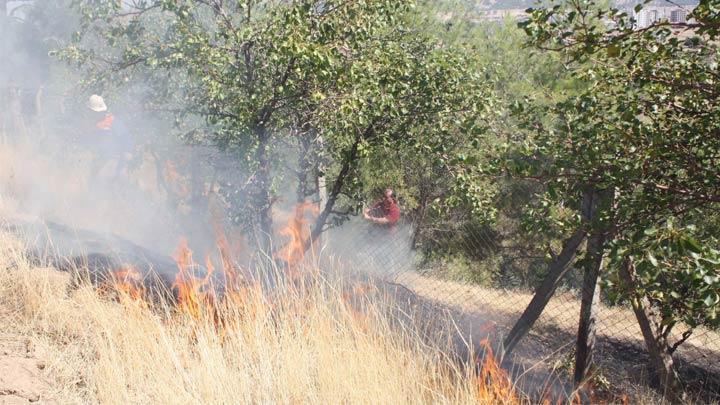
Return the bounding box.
[326,206,720,402]
[3,87,718,401]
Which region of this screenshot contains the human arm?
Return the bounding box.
[367,216,390,224]
[363,207,391,224]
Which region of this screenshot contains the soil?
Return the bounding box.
[0,334,55,404]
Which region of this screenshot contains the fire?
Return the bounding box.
[341,289,371,333]
[163,159,190,200]
[110,265,145,300]
[213,222,243,290]
[276,202,319,271]
[171,238,214,319]
[223,281,265,316]
[476,339,517,404]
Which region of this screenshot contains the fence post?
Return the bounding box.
[315,136,327,247]
[502,188,596,358]
[35,86,46,139]
[573,188,609,385]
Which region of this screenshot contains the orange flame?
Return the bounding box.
[276,202,319,271]
[341,283,377,333]
[172,238,214,319]
[213,222,243,290]
[164,160,190,200]
[110,265,145,300]
[476,339,517,404]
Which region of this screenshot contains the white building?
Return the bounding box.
[631,1,698,29]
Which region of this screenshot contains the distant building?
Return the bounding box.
[628,1,698,28]
[464,0,698,26]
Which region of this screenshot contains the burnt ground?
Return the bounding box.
[5,217,720,403]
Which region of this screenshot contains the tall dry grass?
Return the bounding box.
[0,233,519,404]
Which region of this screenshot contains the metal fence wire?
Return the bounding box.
[2,88,719,401]
[326,201,720,401]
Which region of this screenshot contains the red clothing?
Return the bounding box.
[372,198,400,225]
[96,113,115,130]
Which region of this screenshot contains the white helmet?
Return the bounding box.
[87,94,108,112]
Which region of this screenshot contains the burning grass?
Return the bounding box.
[0,232,521,404]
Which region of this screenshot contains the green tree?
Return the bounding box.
[504,0,720,396]
[64,0,490,252]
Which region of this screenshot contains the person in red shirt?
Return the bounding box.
[363,187,400,226]
[83,95,135,180]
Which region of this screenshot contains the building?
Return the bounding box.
[627,0,698,29]
[464,0,698,26]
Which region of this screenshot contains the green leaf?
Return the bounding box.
[647,252,658,267]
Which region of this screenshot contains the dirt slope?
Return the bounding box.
[0,334,55,404]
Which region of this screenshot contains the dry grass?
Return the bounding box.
[393,271,720,404]
[0,233,520,404]
[395,271,720,367]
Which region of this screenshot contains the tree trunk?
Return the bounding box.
[502,188,596,358]
[35,86,46,139]
[315,136,327,247]
[303,122,374,253]
[411,182,430,249]
[305,133,362,251]
[573,192,608,385]
[619,259,683,402]
[253,128,273,253]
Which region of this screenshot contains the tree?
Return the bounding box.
[1,0,77,139]
[395,4,577,289]
[63,0,490,253]
[501,0,720,397]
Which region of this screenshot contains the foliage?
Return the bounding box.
[63,0,491,247]
[609,219,720,332]
[392,5,575,288]
[419,251,499,286]
[512,0,720,346]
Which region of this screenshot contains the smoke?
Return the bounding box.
[0,2,502,394]
[325,218,420,279]
[0,0,424,282]
[0,3,233,259]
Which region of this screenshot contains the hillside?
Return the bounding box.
[0,230,519,404]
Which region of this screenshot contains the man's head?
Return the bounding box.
[384,188,394,199]
[87,94,107,112]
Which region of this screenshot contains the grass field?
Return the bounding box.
[0,232,521,404]
[392,270,720,401]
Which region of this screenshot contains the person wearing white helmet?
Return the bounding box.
[84,94,135,181]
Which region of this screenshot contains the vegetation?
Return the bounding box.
[507,0,719,394]
[62,0,490,252]
[1,0,718,400]
[0,233,518,404]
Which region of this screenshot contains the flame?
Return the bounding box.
[207,191,246,291]
[341,286,372,333]
[475,339,517,404]
[276,202,319,270]
[213,222,244,290]
[110,265,145,300]
[164,160,190,200]
[171,238,214,319]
